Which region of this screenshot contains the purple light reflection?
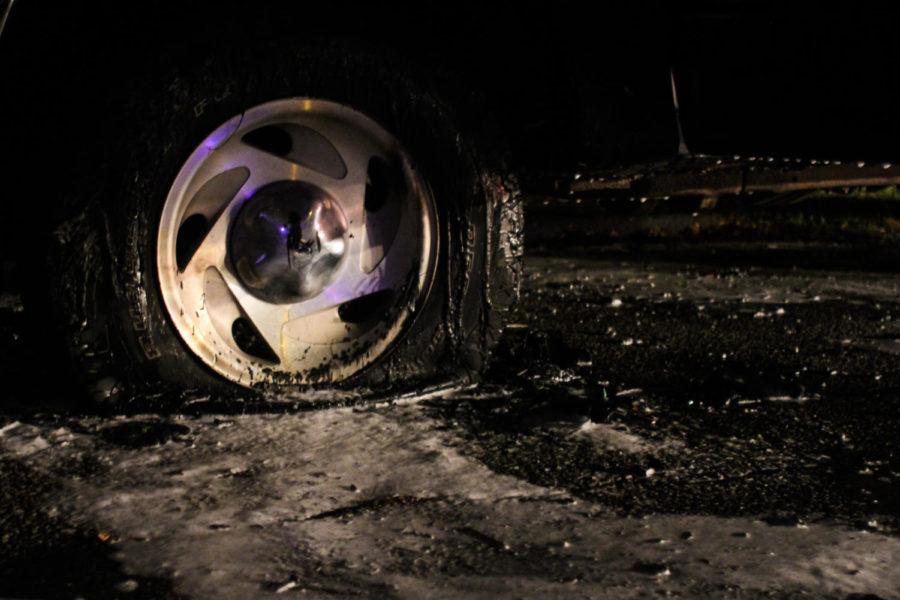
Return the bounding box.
[201,115,242,151]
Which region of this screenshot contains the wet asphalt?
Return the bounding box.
[1,228,899,597]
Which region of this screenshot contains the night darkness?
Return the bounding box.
[1,2,899,598]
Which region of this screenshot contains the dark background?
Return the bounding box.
[4,3,900,169]
[2,1,900,272]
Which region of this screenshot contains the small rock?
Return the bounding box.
[115,580,139,593]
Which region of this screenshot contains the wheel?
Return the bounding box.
[159,98,442,386]
[48,42,523,400]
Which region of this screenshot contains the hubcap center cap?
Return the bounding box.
[228,181,348,304]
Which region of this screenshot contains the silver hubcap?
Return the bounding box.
[157,99,437,386]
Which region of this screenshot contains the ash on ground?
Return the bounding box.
[1,242,899,599]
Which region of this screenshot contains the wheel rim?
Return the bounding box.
[157,99,438,387]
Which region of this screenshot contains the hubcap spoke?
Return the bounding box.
[181,205,229,275]
[218,266,289,362]
[236,141,348,198]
